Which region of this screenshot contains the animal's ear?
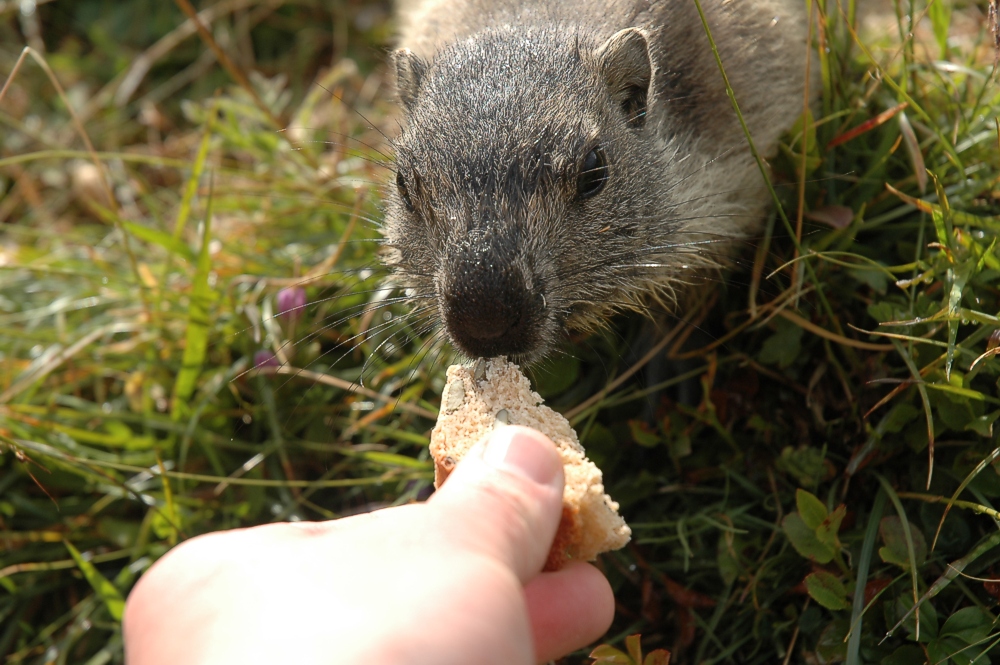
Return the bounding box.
[391,48,427,111]
[594,28,652,128]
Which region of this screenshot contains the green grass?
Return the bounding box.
[2,1,1000,663]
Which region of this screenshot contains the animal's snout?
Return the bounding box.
[441,235,543,359]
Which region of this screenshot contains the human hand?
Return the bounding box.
[123,426,615,664]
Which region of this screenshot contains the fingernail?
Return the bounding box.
[483,427,560,487]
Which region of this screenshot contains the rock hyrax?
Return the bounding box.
[384,0,811,364]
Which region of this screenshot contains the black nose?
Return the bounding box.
[442,240,542,359]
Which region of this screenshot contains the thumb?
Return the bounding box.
[428,426,565,582]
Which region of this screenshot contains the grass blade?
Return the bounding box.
[64,541,125,622]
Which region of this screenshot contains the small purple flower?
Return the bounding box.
[276,287,307,322]
[253,349,279,369]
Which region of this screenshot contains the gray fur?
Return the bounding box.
[384,0,811,363]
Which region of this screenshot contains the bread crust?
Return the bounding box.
[430,359,631,570]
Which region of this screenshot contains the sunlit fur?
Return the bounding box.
[383,0,811,364]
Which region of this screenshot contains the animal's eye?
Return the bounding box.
[396,171,414,212]
[577,147,608,199]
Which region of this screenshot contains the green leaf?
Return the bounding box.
[64,541,125,622]
[717,535,740,586]
[933,388,982,432]
[102,420,133,440]
[974,236,1000,272]
[796,489,828,529]
[779,108,821,174]
[881,402,921,435]
[589,644,635,664]
[358,451,433,469]
[628,420,661,448]
[782,513,836,564]
[530,354,580,397]
[170,175,218,420]
[967,410,1000,437]
[879,516,927,570]
[778,142,822,175]
[815,620,850,662]
[945,263,974,380]
[625,634,643,664]
[881,645,927,665]
[952,645,989,665]
[927,381,987,402]
[644,650,671,665]
[151,509,177,541]
[940,606,993,644]
[122,221,197,262]
[758,317,804,368]
[775,446,830,486]
[894,594,939,642]
[157,455,180,547]
[927,636,984,665]
[885,532,1000,640]
[815,504,847,550]
[868,302,900,324]
[667,431,692,461]
[805,571,850,611]
[928,171,970,380]
[930,172,955,251]
[581,422,617,469]
[171,100,218,240]
[48,422,155,449]
[928,0,952,56]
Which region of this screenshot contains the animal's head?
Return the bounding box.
[383,26,688,364]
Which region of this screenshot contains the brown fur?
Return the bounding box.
[383,0,811,363]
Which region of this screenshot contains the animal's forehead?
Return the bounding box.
[426,27,588,97]
[400,28,600,163]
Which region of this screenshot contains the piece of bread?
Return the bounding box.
[430,358,631,571]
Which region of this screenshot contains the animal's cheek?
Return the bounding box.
[384,212,431,246]
[380,247,404,269]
